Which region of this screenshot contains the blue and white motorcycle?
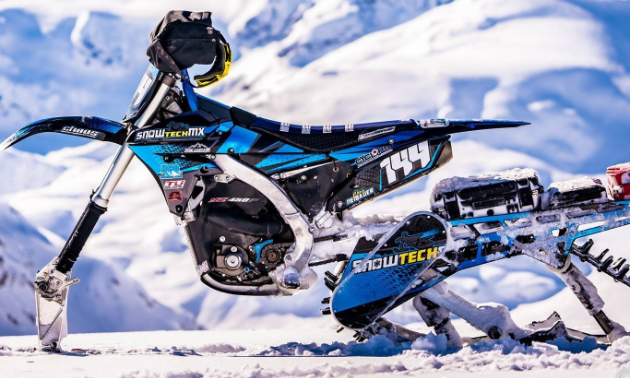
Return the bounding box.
[2,11,629,352]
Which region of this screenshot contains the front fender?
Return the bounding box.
[1,116,128,151]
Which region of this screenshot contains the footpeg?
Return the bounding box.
[280,266,301,289]
[34,258,79,352]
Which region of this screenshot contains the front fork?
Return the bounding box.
[34,75,177,351]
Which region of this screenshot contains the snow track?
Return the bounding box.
[1,330,630,378]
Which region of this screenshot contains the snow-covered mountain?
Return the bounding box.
[0,8,149,153]
[0,149,64,195]
[237,0,454,66]
[0,0,628,172]
[0,0,629,337]
[208,0,630,173]
[8,0,624,159]
[0,199,197,335]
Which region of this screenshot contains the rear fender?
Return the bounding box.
[1,116,128,151]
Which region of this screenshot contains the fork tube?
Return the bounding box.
[55,74,178,273]
[92,74,177,206]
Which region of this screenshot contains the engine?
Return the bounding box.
[183,176,295,288]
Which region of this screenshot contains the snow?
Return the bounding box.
[547,176,609,205]
[431,167,541,196]
[0,148,65,195]
[0,330,630,377]
[239,0,455,66]
[548,177,604,193]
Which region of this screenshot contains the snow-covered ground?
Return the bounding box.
[1,330,630,378]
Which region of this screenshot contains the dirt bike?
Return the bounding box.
[2,11,629,352]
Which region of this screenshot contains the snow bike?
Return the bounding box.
[2,11,629,351]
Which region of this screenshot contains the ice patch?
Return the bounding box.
[258,335,411,357]
[233,362,407,378]
[193,344,246,354]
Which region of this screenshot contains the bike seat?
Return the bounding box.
[230,107,416,152]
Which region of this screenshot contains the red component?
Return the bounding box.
[606,162,630,201]
[167,190,183,203]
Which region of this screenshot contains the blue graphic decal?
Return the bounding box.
[130,145,202,177]
[159,163,183,179]
[266,154,328,172]
[181,72,199,112]
[392,229,441,253]
[203,125,218,134]
[275,144,303,153]
[255,154,317,169]
[217,126,259,153]
[182,163,218,173]
[330,131,419,162]
[259,141,283,153]
[216,121,234,133]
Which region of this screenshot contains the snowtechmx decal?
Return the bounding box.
[345,187,376,206]
[60,126,103,139]
[352,229,444,274]
[352,246,442,274]
[163,180,185,189]
[380,140,430,186]
[358,126,396,141]
[355,145,392,168]
[135,121,205,141]
[159,163,183,179]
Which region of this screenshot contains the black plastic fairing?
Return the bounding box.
[1,116,127,151]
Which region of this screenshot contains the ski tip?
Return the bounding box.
[0,131,24,151]
[436,119,530,134]
[0,134,17,151]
